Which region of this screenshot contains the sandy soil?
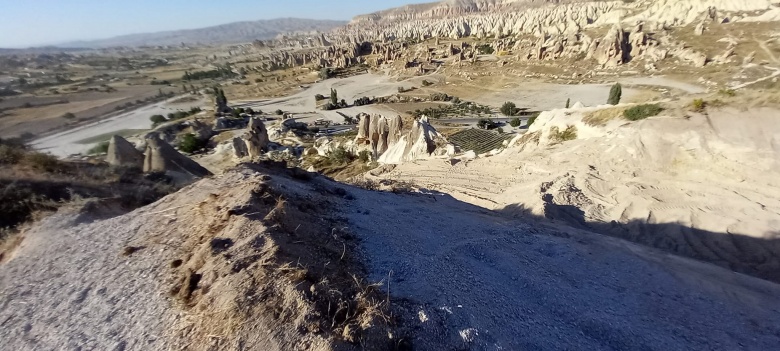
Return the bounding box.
[0,86,175,139]
[3,165,780,350]
[374,105,780,282]
[31,97,208,157]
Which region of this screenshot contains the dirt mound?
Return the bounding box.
[160,165,393,350]
[375,105,780,282]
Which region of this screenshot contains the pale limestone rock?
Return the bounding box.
[106,135,143,169]
[143,134,211,179]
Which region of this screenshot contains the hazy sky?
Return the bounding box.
[0,0,416,48]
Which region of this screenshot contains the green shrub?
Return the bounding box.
[62,112,76,119]
[178,133,205,153]
[509,118,522,127]
[623,104,663,121]
[150,114,167,126]
[476,44,494,55]
[358,150,370,162]
[607,83,622,105]
[500,102,520,116]
[421,80,433,87]
[275,109,284,115]
[329,146,352,164]
[88,141,110,155]
[550,125,578,143]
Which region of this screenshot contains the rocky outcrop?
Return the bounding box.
[245,0,777,72]
[378,116,447,164]
[143,134,212,180]
[106,135,144,169]
[590,24,628,68]
[240,118,270,159]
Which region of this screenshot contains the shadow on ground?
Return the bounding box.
[497,199,780,284]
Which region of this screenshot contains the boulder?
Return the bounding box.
[232,137,248,158]
[106,135,143,169]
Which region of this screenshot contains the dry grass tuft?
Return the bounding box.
[583,107,624,126]
[549,125,578,143]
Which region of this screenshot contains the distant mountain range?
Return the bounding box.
[57,18,348,48]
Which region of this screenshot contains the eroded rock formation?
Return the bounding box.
[106,135,144,169]
[143,134,212,179]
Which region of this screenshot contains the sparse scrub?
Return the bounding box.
[691,99,706,112]
[178,133,206,153]
[87,141,110,155]
[358,150,370,163]
[476,43,494,55]
[329,146,352,164]
[23,152,62,172]
[623,104,663,121]
[718,88,736,97]
[0,144,25,164]
[584,107,623,126]
[550,125,578,143]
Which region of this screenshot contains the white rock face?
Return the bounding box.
[378,116,447,164]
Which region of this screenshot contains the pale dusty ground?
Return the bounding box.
[31,97,208,157]
[3,165,780,350]
[375,105,780,281]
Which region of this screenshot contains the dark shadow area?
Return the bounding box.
[498,201,780,284]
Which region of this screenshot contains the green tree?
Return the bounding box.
[565,98,570,108]
[477,118,498,130]
[330,88,338,105]
[607,83,622,105]
[500,102,519,116]
[509,118,522,127]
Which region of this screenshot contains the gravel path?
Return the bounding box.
[345,188,780,350]
[0,212,177,351]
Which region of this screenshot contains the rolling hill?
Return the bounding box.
[58,18,347,48]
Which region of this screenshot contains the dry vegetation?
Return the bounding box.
[149,163,401,350]
[583,107,625,126]
[0,139,178,260]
